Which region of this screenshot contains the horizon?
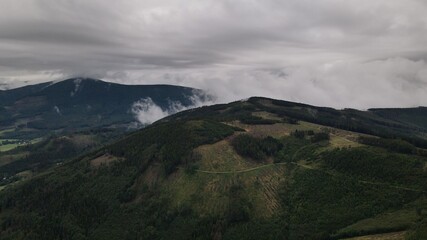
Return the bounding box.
[2,76,426,111]
[0,1,426,109]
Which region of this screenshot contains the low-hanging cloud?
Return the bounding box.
[131,98,169,125]
[110,57,427,109]
[131,93,215,125]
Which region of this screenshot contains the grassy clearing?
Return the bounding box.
[16,170,33,179]
[0,152,29,167]
[336,198,427,238]
[341,231,406,240]
[90,154,120,168]
[165,136,289,218]
[251,111,282,121]
[166,164,287,218]
[0,142,20,152]
[329,134,362,148]
[195,137,258,172]
[228,120,320,138]
[0,128,15,137]
[0,137,42,152]
[166,167,232,217]
[336,209,417,237]
[0,170,34,193]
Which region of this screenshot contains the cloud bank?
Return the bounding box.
[131,98,169,125]
[0,0,426,108]
[131,93,216,125]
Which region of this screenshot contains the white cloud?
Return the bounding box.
[131,93,215,125]
[131,98,169,125]
[107,57,427,109]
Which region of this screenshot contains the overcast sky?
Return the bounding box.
[1,0,427,108]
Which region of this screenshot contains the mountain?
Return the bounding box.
[0,78,206,140]
[0,82,51,105]
[0,78,208,187]
[0,97,426,239]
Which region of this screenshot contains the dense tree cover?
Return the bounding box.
[290,130,306,139]
[358,136,416,154]
[370,107,427,129]
[310,132,330,143]
[290,130,328,143]
[0,127,425,239]
[321,147,427,188]
[281,169,420,240]
[231,135,283,162]
[227,183,251,223]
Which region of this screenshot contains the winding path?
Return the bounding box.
[192,161,425,193]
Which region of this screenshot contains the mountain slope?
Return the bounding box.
[0,78,207,189]
[369,107,427,130]
[0,78,206,140]
[0,82,51,105]
[164,97,427,148]
[0,97,426,240]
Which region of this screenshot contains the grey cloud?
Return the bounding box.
[0,0,426,108]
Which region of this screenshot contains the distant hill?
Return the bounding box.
[0,97,426,239]
[165,97,427,148]
[0,78,207,140]
[369,107,427,130]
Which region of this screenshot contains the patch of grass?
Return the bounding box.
[196,137,257,172]
[0,142,20,152]
[334,208,419,238]
[0,152,29,167]
[329,135,362,148]
[228,120,320,139]
[341,231,406,240]
[251,111,282,121]
[0,138,42,152]
[0,128,15,137]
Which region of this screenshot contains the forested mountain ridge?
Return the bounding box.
[0,97,426,240]
[0,78,204,140]
[165,97,427,148]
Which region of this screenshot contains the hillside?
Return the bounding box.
[0,78,207,189]
[0,97,426,239]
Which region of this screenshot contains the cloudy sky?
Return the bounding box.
[1,0,427,108]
